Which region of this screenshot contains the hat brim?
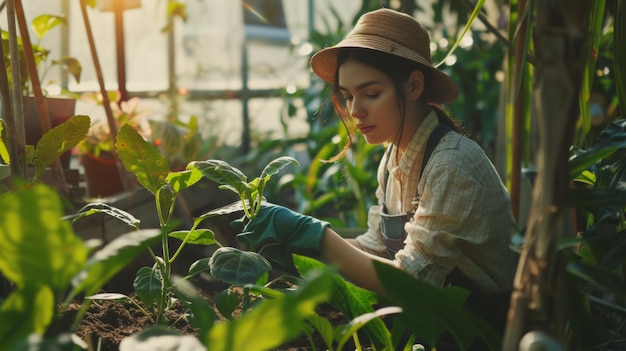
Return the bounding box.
[310,39,459,105]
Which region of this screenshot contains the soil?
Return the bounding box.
[52,284,353,351]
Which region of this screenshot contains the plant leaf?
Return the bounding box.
[71,202,141,229]
[260,156,299,179]
[215,288,241,321]
[31,14,66,40]
[32,115,90,178]
[209,247,272,286]
[166,168,203,193]
[0,285,54,350]
[373,261,500,350]
[134,266,163,307]
[294,255,390,349]
[119,326,206,351]
[0,183,88,293]
[204,268,332,351]
[69,229,161,298]
[0,120,9,164]
[187,258,211,277]
[85,293,130,301]
[169,229,218,246]
[190,159,250,195]
[116,124,170,194]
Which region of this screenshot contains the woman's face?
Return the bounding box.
[338,59,404,146]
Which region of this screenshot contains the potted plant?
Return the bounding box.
[2,13,82,169]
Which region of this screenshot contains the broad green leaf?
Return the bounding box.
[196,201,244,222]
[119,326,206,351]
[171,277,216,335]
[614,0,626,114]
[134,266,163,307]
[53,56,82,84]
[85,293,130,301]
[337,306,402,350]
[71,202,140,229]
[215,288,241,321]
[0,285,54,350]
[12,332,88,351]
[116,124,170,194]
[373,261,500,350]
[32,115,90,179]
[294,255,389,349]
[189,159,250,194]
[31,14,66,40]
[166,168,203,193]
[209,247,271,286]
[187,258,211,277]
[305,313,335,349]
[0,184,87,292]
[169,229,218,246]
[567,262,626,299]
[204,268,332,351]
[69,229,161,298]
[260,156,299,179]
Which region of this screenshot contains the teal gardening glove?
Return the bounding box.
[237,204,330,268]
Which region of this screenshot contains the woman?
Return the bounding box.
[239,7,518,347]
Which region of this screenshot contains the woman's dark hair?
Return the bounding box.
[326,47,463,161]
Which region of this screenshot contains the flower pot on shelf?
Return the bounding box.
[23,96,77,169]
[80,152,125,198]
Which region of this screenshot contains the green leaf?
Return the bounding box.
[187,258,211,277]
[260,156,299,179]
[134,266,163,307]
[294,255,390,349]
[71,202,141,229]
[215,288,241,321]
[166,168,203,193]
[373,261,500,350]
[85,293,130,301]
[171,277,216,335]
[204,268,332,351]
[32,115,90,179]
[69,229,161,298]
[53,56,82,84]
[31,14,66,40]
[0,285,54,350]
[119,326,206,351]
[567,261,626,299]
[116,124,170,194]
[190,159,250,194]
[169,229,218,246]
[0,184,88,293]
[209,247,272,286]
[337,306,403,350]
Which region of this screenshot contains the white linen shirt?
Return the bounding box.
[355,111,518,295]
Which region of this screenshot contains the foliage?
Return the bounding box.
[562,119,626,349]
[76,94,151,158]
[1,13,81,96]
[0,114,89,185]
[0,181,161,350]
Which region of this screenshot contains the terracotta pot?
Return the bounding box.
[80,152,124,198]
[23,96,76,168]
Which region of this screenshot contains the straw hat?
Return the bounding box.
[310,8,459,104]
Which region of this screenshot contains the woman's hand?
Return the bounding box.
[237,203,330,266]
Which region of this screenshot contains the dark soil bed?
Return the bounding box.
[52,288,352,351]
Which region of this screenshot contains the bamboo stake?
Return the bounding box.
[78,0,135,192]
[14,0,69,196]
[0,0,24,183]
